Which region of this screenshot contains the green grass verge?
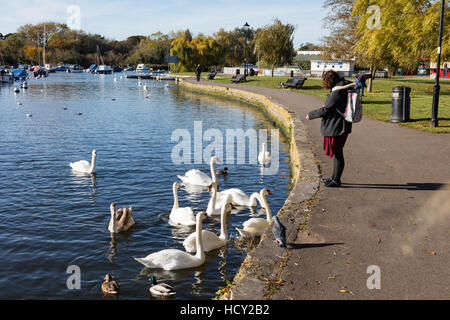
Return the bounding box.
[208,75,450,133]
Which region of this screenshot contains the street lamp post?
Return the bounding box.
[431,0,446,128]
[243,22,250,82]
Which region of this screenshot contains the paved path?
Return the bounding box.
[185,78,450,299]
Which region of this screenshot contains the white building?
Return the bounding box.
[310,60,355,77]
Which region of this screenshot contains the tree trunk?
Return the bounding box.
[271,65,274,77]
[367,65,375,93]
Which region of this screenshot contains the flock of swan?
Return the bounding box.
[69,145,285,297]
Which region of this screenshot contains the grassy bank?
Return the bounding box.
[206,75,450,133]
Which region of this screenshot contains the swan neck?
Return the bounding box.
[109,207,117,233]
[172,184,179,210]
[260,192,272,220]
[210,158,217,184]
[219,204,227,240]
[195,216,205,260]
[211,184,217,208]
[90,153,97,173]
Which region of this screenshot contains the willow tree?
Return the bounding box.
[255,19,296,76]
[352,0,449,91]
[170,31,223,72]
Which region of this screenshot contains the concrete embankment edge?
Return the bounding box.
[180,81,320,299]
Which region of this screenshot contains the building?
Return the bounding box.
[310,60,355,77]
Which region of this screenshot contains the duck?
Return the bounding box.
[169,182,196,226]
[258,143,272,165]
[26,113,32,118]
[177,156,220,187]
[184,195,232,252]
[215,167,228,175]
[134,212,207,270]
[70,149,97,174]
[101,274,120,295]
[236,189,273,238]
[149,276,176,298]
[108,202,135,233]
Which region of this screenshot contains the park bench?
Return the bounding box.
[284,77,307,89]
[208,71,217,80]
[231,74,246,83]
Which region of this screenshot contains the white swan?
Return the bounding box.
[70,150,97,174]
[177,156,219,187]
[108,202,135,233]
[134,212,207,270]
[258,143,272,165]
[206,182,248,216]
[184,194,232,252]
[236,189,273,238]
[169,182,196,227]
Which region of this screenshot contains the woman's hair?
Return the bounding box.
[322,70,341,90]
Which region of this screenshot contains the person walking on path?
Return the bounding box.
[306,70,356,187]
[355,73,371,97]
[195,64,201,82]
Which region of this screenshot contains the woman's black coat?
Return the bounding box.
[308,78,354,137]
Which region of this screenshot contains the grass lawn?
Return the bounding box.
[206,75,450,133]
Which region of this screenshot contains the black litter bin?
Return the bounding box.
[390,86,411,123]
[236,68,240,75]
[290,70,294,77]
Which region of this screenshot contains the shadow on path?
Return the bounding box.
[287,243,344,250]
[341,182,450,191]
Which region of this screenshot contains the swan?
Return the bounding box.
[101,274,120,295]
[134,212,207,270]
[258,143,272,165]
[149,276,176,298]
[69,149,97,174]
[207,182,248,216]
[108,202,135,233]
[184,195,232,252]
[236,189,273,238]
[169,182,196,227]
[177,156,219,187]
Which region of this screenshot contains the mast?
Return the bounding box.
[43,24,46,66]
[37,30,41,66]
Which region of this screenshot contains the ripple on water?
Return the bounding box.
[0,73,291,299]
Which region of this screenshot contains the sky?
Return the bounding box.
[0,0,328,47]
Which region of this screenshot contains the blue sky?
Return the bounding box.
[0,0,327,47]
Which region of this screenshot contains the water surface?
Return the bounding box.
[0,73,291,299]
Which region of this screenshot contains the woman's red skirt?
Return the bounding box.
[323,133,348,158]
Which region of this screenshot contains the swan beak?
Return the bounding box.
[207,185,212,192]
[267,191,273,195]
[231,204,237,209]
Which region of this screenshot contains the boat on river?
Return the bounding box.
[136,64,149,74]
[0,68,14,83]
[93,46,113,74]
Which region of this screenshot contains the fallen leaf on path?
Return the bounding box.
[428,251,437,255]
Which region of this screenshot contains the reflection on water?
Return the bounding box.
[0,73,291,299]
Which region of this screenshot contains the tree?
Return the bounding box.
[352,0,450,91]
[255,19,295,76]
[321,0,358,61]
[214,27,256,67]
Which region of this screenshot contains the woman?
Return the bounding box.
[306,70,355,187]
